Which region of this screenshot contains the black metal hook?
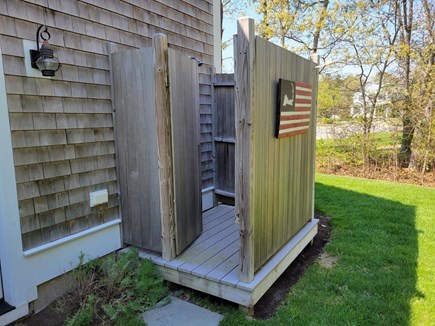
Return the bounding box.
[35,25,51,51]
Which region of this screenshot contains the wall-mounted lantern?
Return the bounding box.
[30,25,61,77]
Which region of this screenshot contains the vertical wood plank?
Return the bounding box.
[235,17,255,283]
[309,54,320,221]
[214,73,235,197]
[111,47,162,252]
[168,47,202,255]
[153,34,176,261]
[248,36,318,271]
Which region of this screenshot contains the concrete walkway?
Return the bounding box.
[141,296,224,326]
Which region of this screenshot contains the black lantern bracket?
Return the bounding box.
[29,25,61,77]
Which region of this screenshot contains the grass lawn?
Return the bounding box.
[316,131,400,151]
[221,174,435,325]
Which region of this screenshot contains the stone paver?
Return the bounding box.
[141,296,223,326]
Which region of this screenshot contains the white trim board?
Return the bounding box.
[23,219,122,257]
[202,187,214,211]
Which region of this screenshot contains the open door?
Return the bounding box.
[168,49,202,254]
[111,39,202,256]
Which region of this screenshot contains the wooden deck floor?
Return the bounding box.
[138,204,318,307]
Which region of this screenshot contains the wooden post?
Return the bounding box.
[235,17,255,283]
[309,53,320,222]
[153,34,176,261]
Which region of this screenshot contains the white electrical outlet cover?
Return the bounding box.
[90,189,108,207]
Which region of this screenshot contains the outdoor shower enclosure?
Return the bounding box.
[111,18,319,307]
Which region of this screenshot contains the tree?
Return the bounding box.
[318,74,355,119]
[407,0,435,173]
[396,0,415,167]
[220,0,246,69]
[255,0,434,175]
[255,0,348,64]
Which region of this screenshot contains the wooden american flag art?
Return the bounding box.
[276,79,312,138]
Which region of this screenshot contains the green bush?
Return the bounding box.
[66,249,167,326]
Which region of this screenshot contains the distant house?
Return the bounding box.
[0,1,221,324]
[350,84,393,118]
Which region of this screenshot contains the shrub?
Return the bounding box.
[65,249,167,326]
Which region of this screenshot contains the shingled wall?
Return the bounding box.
[0,0,214,250]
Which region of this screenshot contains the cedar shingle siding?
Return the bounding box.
[0,0,214,250]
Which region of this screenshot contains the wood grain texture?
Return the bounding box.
[168,47,202,255]
[1,0,215,250]
[135,205,319,307]
[232,18,318,274]
[213,73,235,196]
[111,46,162,252]
[235,17,255,283]
[153,35,176,259]
[251,37,318,270]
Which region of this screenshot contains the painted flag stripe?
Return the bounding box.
[295,90,312,96]
[294,103,312,108]
[280,118,310,123]
[279,125,309,134]
[278,128,309,138]
[281,111,311,116]
[279,121,310,130]
[295,107,311,112]
[295,87,312,93]
[295,98,311,104]
[281,119,310,126]
[295,94,312,100]
[295,82,312,89]
[280,114,310,120]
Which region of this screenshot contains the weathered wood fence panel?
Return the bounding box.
[111,39,202,256]
[213,74,235,200]
[112,48,162,252]
[169,48,203,255]
[235,18,318,280]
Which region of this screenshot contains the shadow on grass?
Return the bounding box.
[275,182,419,325]
[220,178,425,325]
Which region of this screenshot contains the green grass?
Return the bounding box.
[220,174,435,325]
[317,132,399,150]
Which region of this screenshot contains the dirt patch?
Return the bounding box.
[253,211,331,319]
[318,251,338,268]
[15,212,332,324]
[14,303,69,326]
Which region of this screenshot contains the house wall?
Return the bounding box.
[0,0,215,252]
[0,0,216,323]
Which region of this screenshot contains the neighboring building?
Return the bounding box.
[350,84,393,119]
[0,1,220,324]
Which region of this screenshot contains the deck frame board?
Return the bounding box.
[137,205,318,306]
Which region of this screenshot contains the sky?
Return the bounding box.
[221,6,260,72]
[220,3,357,76]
